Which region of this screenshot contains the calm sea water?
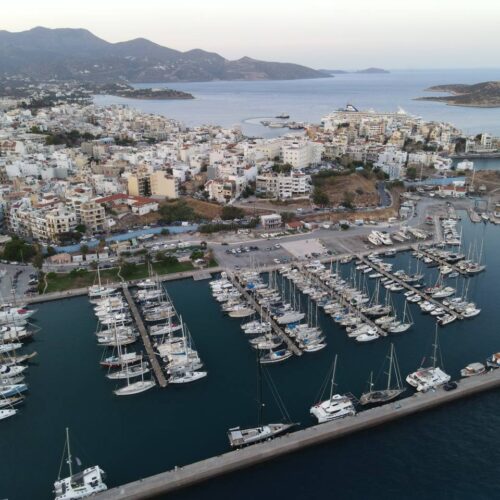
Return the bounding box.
[94,69,500,138]
[2,213,500,499]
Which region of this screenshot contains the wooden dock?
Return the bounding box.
[96,368,500,499]
[122,284,168,388]
[358,255,462,318]
[227,272,302,357]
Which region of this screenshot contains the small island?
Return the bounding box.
[416,81,500,108]
[93,83,194,100]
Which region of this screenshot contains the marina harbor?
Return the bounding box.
[2,208,500,499]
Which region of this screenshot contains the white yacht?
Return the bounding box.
[310,355,356,423]
[460,362,486,377]
[53,428,107,500]
[406,327,450,392]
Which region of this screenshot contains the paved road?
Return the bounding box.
[0,262,36,300]
[377,181,392,207]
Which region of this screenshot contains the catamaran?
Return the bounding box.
[360,344,405,405]
[406,326,450,392]
[53,428,107,500]
[310,355,356,423]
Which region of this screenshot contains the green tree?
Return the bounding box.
[1,237,36,262]
[80,244,89,256]
[75,224,86,233]
[342,191,355,210]
[46,246,56,257]
[407,166,418,180]
[221,206,245,220]
[281,212,295,223]
[159,201,196,224]
[312,188,329,207]
[190,249,205,260]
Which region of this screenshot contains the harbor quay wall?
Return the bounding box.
[24,267,223,304]
[25,240,428,306]
[97,369,500,499]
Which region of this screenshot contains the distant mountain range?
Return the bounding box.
[0,27,328,83]
[417,81,500,108]
[319,67,390,75]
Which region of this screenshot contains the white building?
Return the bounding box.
[282,141,323,169]
[260,213,282,230]
[256,171,311,199]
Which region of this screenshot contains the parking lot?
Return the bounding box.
[0,262,37,299]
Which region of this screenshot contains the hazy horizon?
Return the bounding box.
[3,0,500,70]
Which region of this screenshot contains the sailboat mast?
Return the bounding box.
[66,427,73,477]
[257,352,264,427]
[432,325,438,369]
[387,343,394,391]
[329,355,338,401]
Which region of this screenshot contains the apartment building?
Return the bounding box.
[80,201,106,232]
[150,171,179,199]
[256,171,311,200]
[205,179,238,203]
[128,171,151,197]
[282,141,323,169]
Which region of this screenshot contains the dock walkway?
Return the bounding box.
[358,255,461,318]
[96,368,500,499]
[414,246,466,276]
[122,284,168,388]
[227,272,302,356]
[296,263,385,336]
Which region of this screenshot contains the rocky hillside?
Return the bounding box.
[0,27,328,83]
[417,81,500,108]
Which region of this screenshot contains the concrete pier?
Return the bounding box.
[358,255,461,318]
[414,247,467,276]
[296,263,385,336]
[97,369,500,499]
[227,272,302,356]
[25,268,221,305]
[122,284,168,388]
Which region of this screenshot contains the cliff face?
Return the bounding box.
[417,81,500,107]
[0,27,328,83]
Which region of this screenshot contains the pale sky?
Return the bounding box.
[2,0,500,69]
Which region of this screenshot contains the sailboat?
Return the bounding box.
[106,338,150,380]
[164,319,207,383]
[227,355,297,447]
[406,325,450,392]
[88,266,117,302]
[360,343,405,405]
[310,355,356,423]
[0,408,17,420]
[387,301,413,334]
[53,428,107,500]
[113,354,156,396]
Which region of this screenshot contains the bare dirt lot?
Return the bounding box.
[320,173,379,207]
[184,198,223,219]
